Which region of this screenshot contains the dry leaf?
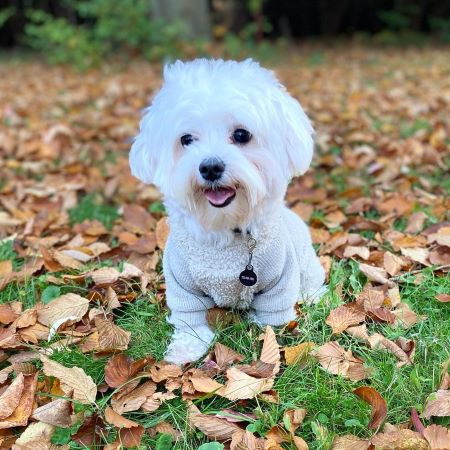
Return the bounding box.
[40,355,97,404]
[284,342,315,366]
[436,294,450,303]
[214,343,245,371]
[370,429,429,450]
[293,436,309,450]
[400,247,430,266]
[222,367,274,400]
[0,373,37,429]
[331,435,372,450]
[259,326,280,376]
[343,246,370,260]
[325,306,366,334]
[359,263,395,287]
[353,386,387,429]
[0,373,24,420]
[37,293,89,327]
[230,429,265,450]
[422,390,450,419]
[383,251,405,276]
[14,421,55,447]
[104,406,139,428]
[111,380,157,414]
[95,318,131,351]
[190,376,224,394]
[31,397,72,427]
[392,302,425,328]
[156,217,170,249]
[104,354,152,388]
[423,424,450,450]
[0,304,19,325]
[119,425,145,448]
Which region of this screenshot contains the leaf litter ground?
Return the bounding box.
[0,46,449,449]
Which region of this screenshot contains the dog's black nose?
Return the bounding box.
[199,158,225,182]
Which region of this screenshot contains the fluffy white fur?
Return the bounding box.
[129,59,325,364]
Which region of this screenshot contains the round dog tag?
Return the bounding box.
[239,265,257,287]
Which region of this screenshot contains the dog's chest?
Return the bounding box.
[186,234,285,309]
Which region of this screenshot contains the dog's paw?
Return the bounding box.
[164,325,214,365]
[301,284,328,305]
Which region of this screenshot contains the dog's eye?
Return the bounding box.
[180,134,194,146]
[232,128,252,144]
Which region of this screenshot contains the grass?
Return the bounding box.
[94,263,448,449]
[1,254,447,449]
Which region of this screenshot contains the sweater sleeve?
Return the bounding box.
[163,238,215,329]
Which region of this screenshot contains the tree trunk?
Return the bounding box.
[152,0,210,39]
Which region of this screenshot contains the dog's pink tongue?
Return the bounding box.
[204,187,235,205]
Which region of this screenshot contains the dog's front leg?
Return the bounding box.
[163,264,215,365]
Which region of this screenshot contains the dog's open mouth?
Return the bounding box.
[204,187,236,208]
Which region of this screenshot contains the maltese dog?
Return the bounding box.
[129,59,326,365]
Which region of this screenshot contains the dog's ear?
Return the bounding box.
[129,105,164,187]
[275,88,314,178]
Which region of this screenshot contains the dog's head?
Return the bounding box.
[129,59,314,231]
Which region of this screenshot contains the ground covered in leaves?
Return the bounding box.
[0,46,449,450]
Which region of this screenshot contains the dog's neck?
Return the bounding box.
[165,198,284,247]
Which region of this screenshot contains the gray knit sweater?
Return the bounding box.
[163,207,325,328]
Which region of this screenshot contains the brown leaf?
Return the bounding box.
[284,408,307,433]
[0,304,19,325]
[150,362,183,383]
[366,307,396,324]
[123,204,155,234]
[436,294,450,303]
[238,360,276,378]
[230,429,265,450]
[37,293,89,327]
[214,343,245,371]
[104,354,152,388]
[331,435,372,450]
[40,355,97,404]
[423,424,450,450]
[353,386,387,429]
[325,306,366,334]
[359,263,395,287]
[156,217,170,249]
[383,251,405,276]
[31,397,72,427]
[111,380,157,414]
[313,341,370,381]
[0,373,37,429]
[293,436,309,450]
[345,324,370,341]
[14,421,55,447]
[393,302,425,328]
[0,260,13,277]
[259,326,280,375]
[284,342,315,366]
[422,390,450,419]
[206,307,240,329]
[190,375,224,395]
[95,318,131,351]
[104,406,140,428]
[222,367,274,400]
[0,372,24,420]
[370,429,429,450]
[189,407,242,441]
[119,425,145,448]
[405,211,428,234]
[343,246,370,260]
[368,334,413,367]
[400,247,430,266]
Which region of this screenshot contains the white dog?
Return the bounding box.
[129,59,325,364]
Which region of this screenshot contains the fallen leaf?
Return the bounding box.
[284,342,315,366]
[392,302,425,328]
[359,263,395,287]
[331,435,372,450]
[119,425,145,448]
[436,294,450,303]
[230,429,265,449]
[383,251,405,276]
[370,429,429,450]
[343,246,370,260]
[222,367,274,400]
[37,293,89,327]
[259,326,281,376]
[400,247,430,266]
[0,373,24,420]
[214,343,245,371]
[31,397,72,427]
[190,376,224,395]
[14,421,54,447]
[111,380,157,414]
[0,304,19,325]
[189,403,242,441]
[325,306,366,334]
[423,424,450,450]
[95,318,131,351]
[353,386,387,429]
[156,217,170,249]
[104,354,153,388]
[0,373,37,429]
[40,355,97,404]
[422,390,450,419]
[104,406,140,428]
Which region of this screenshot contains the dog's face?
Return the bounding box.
[130,59,314,231]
